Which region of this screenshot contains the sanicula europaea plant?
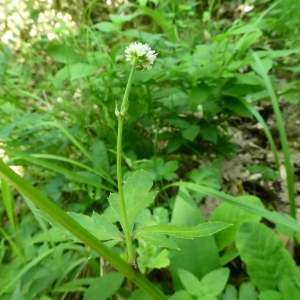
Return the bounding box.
[115,42,158,266]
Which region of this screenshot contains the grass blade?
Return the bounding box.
[163,182,300,233]
[1,178,16,229]
[237,97,280,169]
[2,148,113,192]
[39,121,92,161]
[252,53,296,218]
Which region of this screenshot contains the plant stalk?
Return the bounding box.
[116,60,137,265]
[117,116,135,265]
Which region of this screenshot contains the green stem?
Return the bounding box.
[116,60,138,265]
[117,115,135,265]
[120,60,137,115]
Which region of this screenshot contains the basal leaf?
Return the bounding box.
[139,234,179,250]
[236,221,299,292]
[238,282,258,300]
[169,187,221,290]
[201,268,230,297]
[223,285,238,300]
[108,170,157,232]
[135,222,231,239]
[178,269,202,297]
[209,195,263,251]
[83,272,124,300]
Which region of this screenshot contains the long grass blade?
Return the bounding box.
[163,182,300,233]
[39,121,92,161]
[237,97,280,169]
[1,178,16,229]
[2,148,113,192]
[252,53,296,218]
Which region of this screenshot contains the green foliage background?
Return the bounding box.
[1,0,300,299]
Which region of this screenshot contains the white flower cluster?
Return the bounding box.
[125,42,158,70]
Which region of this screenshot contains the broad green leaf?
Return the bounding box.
[68,212,124,241]
[201,268,230,297]
[182,124,200,141]
[209,195,263,251]
[83,272,124,300]
[92,22,120,32]
[236,221,299,292]
[279,276,300,299]
[223,285,238,300]
[224,97,253,118]
[55,63,98,81]
[178,269,202,297]
[238,282,258,300]
[46,44,80,64]
[189,84,213,110]
[108,170,157,232]
[139,234,179,250]
[258,290,282,300]
[135,222,231,238]
[169,187,221,290]
[201,127,218,144]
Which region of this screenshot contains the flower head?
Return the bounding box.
[125,42,158,70]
